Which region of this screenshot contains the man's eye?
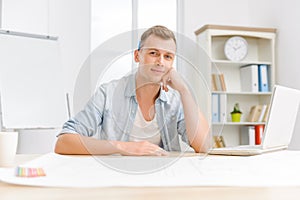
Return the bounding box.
[149,51,159,56]
[165,55,173,60]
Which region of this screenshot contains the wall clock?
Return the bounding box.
[224,36,248,61]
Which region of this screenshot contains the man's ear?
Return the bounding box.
[134,49,139,62]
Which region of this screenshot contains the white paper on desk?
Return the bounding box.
[1,151,300,188]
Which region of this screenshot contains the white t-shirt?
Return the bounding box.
[129,106,161,145]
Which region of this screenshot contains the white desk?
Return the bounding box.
[1,152,300,200]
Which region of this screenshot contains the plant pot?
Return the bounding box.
[231,113,242,122]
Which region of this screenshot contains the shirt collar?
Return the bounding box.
[124,73,137,98]
[124,73,168,102]
[158,88,168,102]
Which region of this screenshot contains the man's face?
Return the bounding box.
[135,35,176,84]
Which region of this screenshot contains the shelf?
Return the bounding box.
[213,122,266,126]
[210,35,274,61]
[212,60,272,68]
[195,24,276,146]
[212,91,272,95]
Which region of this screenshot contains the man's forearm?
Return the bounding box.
[54,133,119,155]
[179,88,210,153]
[161,69,210,152]
[54,133,168,156]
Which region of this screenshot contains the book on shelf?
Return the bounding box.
[248,105,263,122]
[262,104,270,122]
[213,136,226,148]
[248,104,269,122]
[255,125,265,145]
[211,73,226,91]
[219,74,227,91]
[240,126,255,145]
[211,74,218,91]
[240,125,265,145]
[257,104,267,122]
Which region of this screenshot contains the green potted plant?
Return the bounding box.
[231,103,242,122]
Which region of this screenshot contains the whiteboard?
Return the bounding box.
[0,30,68,129]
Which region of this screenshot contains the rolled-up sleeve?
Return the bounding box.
[59,87,106,137]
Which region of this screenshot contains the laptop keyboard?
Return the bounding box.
[218,145,261,150]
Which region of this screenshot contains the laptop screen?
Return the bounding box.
[262,85,300,149]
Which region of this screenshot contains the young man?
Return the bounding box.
[55,25,209,156]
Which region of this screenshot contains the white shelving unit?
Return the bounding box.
[194,25,276,146]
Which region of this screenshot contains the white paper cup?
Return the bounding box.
[0,131,18,167]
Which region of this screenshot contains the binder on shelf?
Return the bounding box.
[219,94,227,123]
[212,93,219,122]
[240,126,255,145]
[240,65,259,92]
[258,64,269,92]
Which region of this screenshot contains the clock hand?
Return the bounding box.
[234,46,241,51]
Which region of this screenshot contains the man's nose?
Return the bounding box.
[156,55,164,66]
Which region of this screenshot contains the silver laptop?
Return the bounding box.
[209,85,300,156]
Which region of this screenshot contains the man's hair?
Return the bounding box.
[138,25,176,50]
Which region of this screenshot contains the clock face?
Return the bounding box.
[224,36,248,61]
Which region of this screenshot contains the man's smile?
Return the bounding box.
[151,68,165,74]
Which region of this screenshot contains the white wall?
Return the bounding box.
[48,0,91,115]
[272,0,300,149]
[183,0,251,40]
[0,0,90,153]
[183,0,300,149]
[0,0,2,27]
[247,0,300,149]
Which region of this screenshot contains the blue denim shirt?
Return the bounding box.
[60,73,189,151]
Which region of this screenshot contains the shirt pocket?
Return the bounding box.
[102,109,128,134]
